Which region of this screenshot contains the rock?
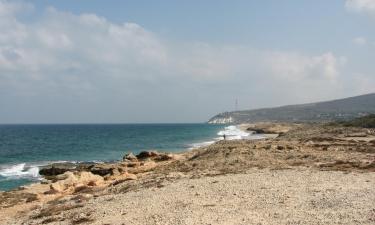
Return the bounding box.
[49,171,78,193]
[248,128,266,134]
[136,151,159,160]
[127,161,157,174]
[74,185,91,193]
[111,173,137,185]
[39,162,94,178]
[47,171,104,194]
[121,161,140,168]
[50,182,66,193]
[123,152,138,162]
[89,164,120,176]
[276,145,284,150]
[136,151,174,161]
[39,163,77,176]
[118,173,137,180]
[155,153,174,161]
[55,172,74,181]
[246,123,295,134]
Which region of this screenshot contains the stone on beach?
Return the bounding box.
[88,164,124,177]
[136,151,160,159]
[135,151,175,161]
[39,163,78,176]
[47,171,104,194]
[123,152,138,162]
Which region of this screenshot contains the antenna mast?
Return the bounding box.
[235,99,238,111]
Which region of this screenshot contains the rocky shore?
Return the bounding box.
[1,122,375,224]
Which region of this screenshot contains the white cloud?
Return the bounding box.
[353,36,368,45]
[0,0,32,16]
[0,3,168,90]
[0,1,343,90]
[0,0,360,122]
[346,0,375,15]
[264,52,343,83]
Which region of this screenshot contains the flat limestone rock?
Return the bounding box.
[47,171,104,194]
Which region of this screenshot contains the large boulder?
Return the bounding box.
[136,151,174,161]
[39,163,77,176]
[39,162,94,177]
[48,171,104,194]
[88,164,123,176]
[136,151,159,160]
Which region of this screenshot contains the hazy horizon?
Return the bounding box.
[1,0,374,123]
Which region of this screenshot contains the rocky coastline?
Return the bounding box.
[1,122,375,224]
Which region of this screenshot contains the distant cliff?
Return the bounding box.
[208,93,375,124]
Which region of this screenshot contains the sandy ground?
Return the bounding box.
[6,168,375,225]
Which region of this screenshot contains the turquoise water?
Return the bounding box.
[0,124,225,191]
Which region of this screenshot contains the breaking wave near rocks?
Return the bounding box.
[189,125,266,149]
[217,125,250,140]
[0,163,41,180]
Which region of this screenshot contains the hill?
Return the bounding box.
[208,93,375,124]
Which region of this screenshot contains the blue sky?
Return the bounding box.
[28,1,370,48]
[0,0,374,123]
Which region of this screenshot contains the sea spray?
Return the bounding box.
[0,163,40,179]
[217,125,250,140]
[188,125,265,149]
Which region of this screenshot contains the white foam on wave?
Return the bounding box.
[0,160,92,182]
[0,163,40,179]
[188,125,262,150]
[217,125,250,140]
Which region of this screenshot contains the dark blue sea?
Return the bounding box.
[0,123,237,191]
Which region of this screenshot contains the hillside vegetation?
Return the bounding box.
[208,93,375,124]
[336,114,375,128]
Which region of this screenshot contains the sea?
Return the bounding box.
[0,124,255,191]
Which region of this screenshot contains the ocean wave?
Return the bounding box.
[0,163,40,179]
[217,125,250,140]
[0,160,73,180]
[189,125,261,150]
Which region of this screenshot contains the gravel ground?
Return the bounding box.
[17,168,375,225]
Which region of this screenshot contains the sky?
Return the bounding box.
[0,0,374,123]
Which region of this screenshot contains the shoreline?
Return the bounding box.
[0,124,230,192]
[0,124,253,192]
[1,122,375,224]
